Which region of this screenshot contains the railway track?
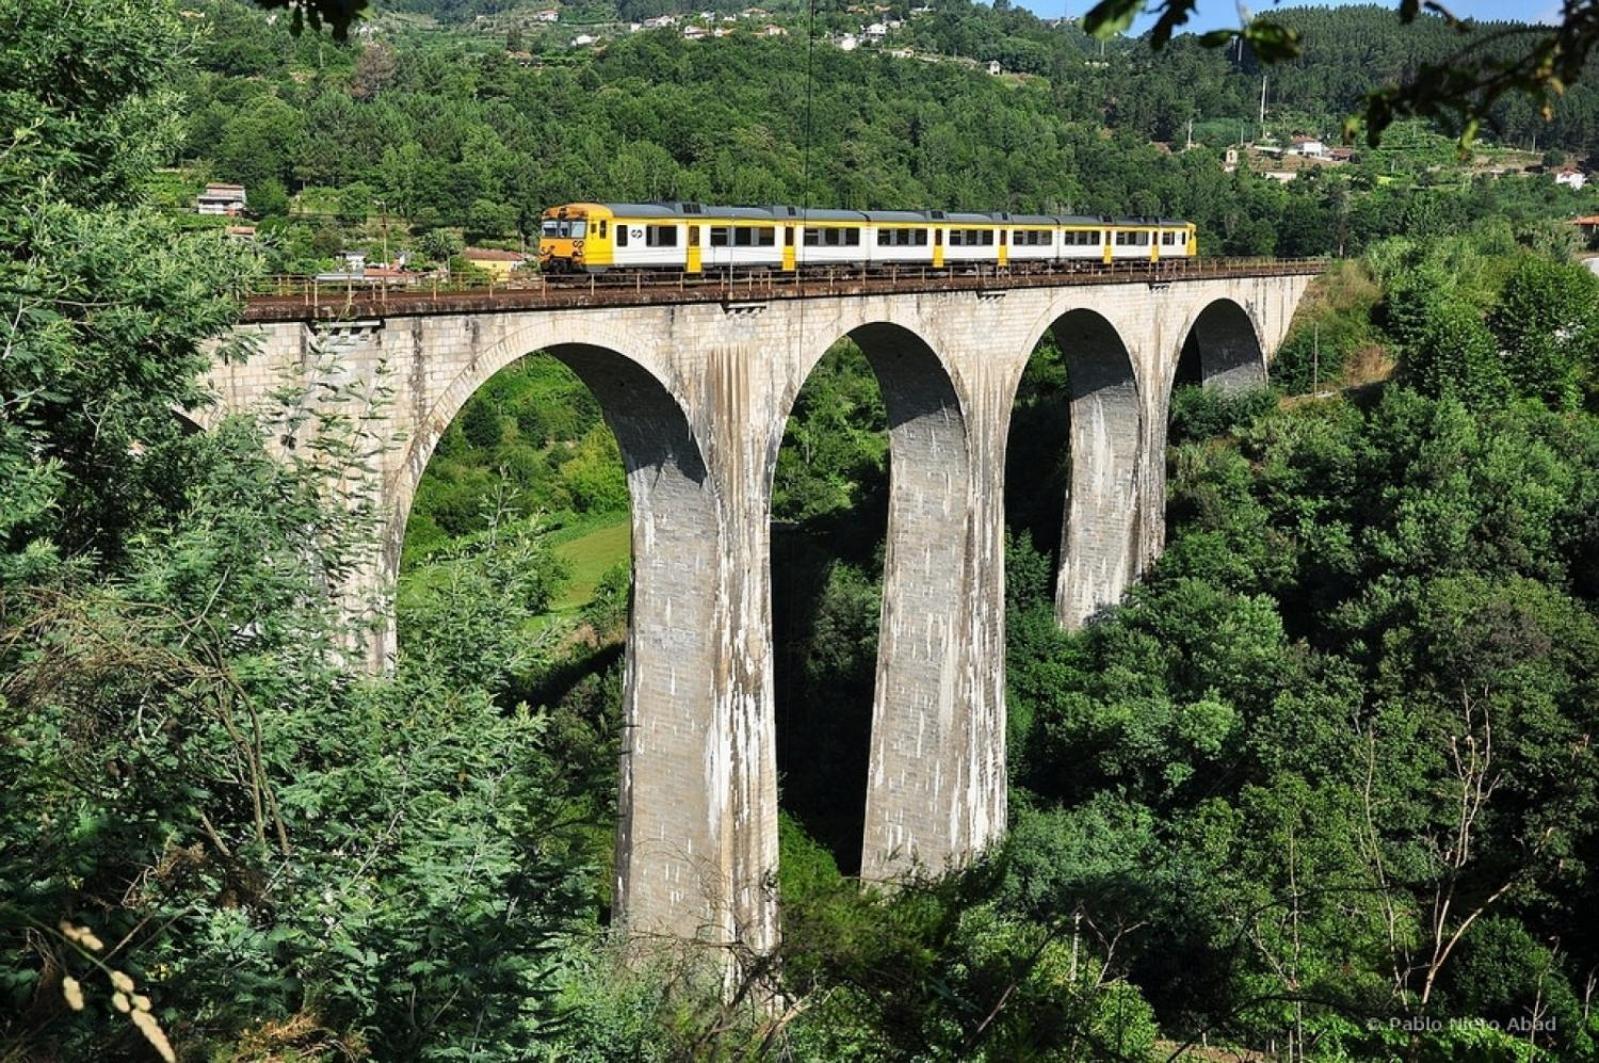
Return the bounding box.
[240,257,1329,323]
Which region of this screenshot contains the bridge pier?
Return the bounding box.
[204,268,1315,973]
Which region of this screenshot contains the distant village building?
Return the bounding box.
[530,8,559,21]
[196,183,247,216]
[761,23,787,35]
[888,46,914,58]
[1556,165,1588,190]
[682,23,706,38]
[224,225,257,241]
[570,33,597,46]
[986,59,1002,75]
[463,247,527,279]
[838,33,858,50]
[866,21,888,38]
[642,13,677,28]
[1327,146,1354,162]
[712,25,732,37]
[1288,136,1326,157]
[1223,147,1239,173]
[1264,171,1296,183]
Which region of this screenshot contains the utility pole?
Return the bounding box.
[377,198,389,266]
[1312,322,1320,394]
[1259,76,1267,133]
[1186,117,1194,151]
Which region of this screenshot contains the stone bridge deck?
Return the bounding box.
[213,259,1323,964]
[240,257,1325,323]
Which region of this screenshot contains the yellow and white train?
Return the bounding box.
[538,202,1197,274]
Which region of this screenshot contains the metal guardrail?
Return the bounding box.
[240,257,1330,322]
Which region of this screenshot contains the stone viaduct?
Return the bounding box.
[202,266,1315,962]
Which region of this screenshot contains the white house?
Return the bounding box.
[865,21,887,37]
[1288,136,1326,157]
[1556,166,1588,190]
[531,8,559,21]
[196,183,247,216]
[682,23,707,38]
[570,32,597,46]
[987,59,1002,75]
[761,23,787,35]
[838,33,858,50]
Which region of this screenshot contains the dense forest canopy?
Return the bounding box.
[4,0,1599,1059]
[171,0,1599,275]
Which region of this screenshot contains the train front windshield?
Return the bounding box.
[541,218,587,239]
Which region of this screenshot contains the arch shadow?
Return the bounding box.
[394,338,725,945]
[1008,308,1144,631]
[770,320,973,882]
[1174,298,1268,396]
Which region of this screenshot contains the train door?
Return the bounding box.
[783,225,796,271]
[933,228,944,269]
[1151,230,1160,263]
[686,224,702,274]
[998,229,1008,269]
[1102,230,1113,265]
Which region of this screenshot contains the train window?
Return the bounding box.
[646,225,677,247]
[710,227,730,247]
[733,227,753,247]
[878,229,892,246]
[616,224,628,247]
[759,227,775,246]
[916,229,928,245]
[803,228,819,246]
[934,229,943,246]
[785,226,794,246]
[982,230,994,245]
[1137,232,1150,246]
[845,229,860,246]
[687,225,700,247]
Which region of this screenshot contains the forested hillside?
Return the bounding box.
[5,0,1599,1059]
[175,0,1599,267]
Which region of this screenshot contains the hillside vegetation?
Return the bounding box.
[3,1,1599,1059]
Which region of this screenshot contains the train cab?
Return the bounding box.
[538,203,618,273]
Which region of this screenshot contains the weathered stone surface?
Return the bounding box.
[201,274,1312,960]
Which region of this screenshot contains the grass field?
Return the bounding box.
[548,513,631,612]
[396,509,631,634]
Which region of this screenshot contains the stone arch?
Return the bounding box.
[1174,297,1268,395]
[390,330,728,947]
[1009,307,1144,630]
[770,319,975,882]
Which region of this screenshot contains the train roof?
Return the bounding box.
[578,203,1192,227]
